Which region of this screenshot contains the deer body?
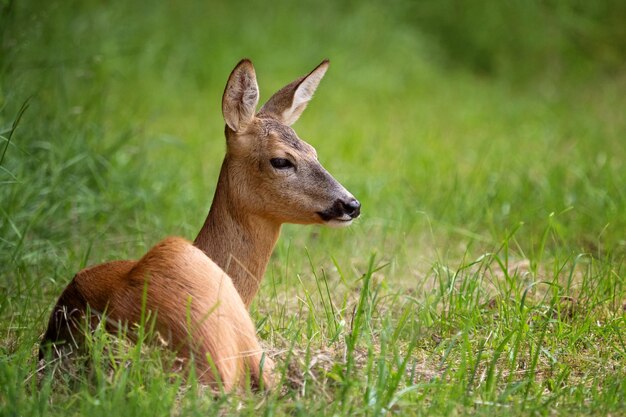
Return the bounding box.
[40,59,360,391]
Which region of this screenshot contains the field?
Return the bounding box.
[1,1,625,415]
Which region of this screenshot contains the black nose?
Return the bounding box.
[341,198,361,218]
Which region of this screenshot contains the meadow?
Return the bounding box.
[1,1,625,415]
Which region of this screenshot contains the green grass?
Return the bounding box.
[1,0,625,415]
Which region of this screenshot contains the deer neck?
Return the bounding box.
[193,158,281,307]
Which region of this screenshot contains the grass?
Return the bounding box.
[1,0,625,415]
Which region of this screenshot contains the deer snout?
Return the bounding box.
[317,196,361,227]
[341,198,361,219]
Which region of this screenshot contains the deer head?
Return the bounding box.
[220,59,361,227]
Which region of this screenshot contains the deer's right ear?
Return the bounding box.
[222,59,259,132]
[259,60,329,126]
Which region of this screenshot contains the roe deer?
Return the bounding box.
[40,59,361,391]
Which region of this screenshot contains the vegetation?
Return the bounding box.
[1,0,624,415]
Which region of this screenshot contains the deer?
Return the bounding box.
[39,59,361,391]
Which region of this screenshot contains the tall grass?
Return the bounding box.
[1,0,625,415]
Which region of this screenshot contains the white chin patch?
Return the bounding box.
[325,218,353,228]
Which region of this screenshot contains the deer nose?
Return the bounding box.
[341,198,361,218]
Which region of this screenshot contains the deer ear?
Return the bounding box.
[222,59,260,132]
[259,60,329,126]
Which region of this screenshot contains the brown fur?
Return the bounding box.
[41,238,273,390]
[40,59,359,392]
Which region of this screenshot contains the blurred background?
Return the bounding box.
[1,0,625,291]
[2,2,625,413]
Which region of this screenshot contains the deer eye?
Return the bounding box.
[270,158,294,170]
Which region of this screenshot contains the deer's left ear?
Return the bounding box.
[259,60,329,126]
[223,59,260,132]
